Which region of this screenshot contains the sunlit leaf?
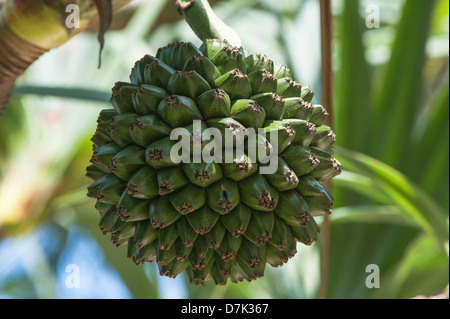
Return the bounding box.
[331,205,418,228]
[335,146,448,247]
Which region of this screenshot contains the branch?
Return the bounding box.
[319,0,333,300]
[0,0,132,114]
[0,22,47,113]
[176,0,242,47]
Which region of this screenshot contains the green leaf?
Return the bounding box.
[330,205,419,228]
[371,234,449,298]
[334,0,372,152]
[333,171,393,204]
[13,86,110,102]
[327,222,419,299]
[368,0,437,168]
[411,80,449,171]
[335,146,449,248]
[410,79,449,210]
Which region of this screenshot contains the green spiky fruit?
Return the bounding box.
[87,40,341,286]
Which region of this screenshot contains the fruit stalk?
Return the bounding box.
[176,0,242,47]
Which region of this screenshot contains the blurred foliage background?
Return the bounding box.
[0,0,448,299]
